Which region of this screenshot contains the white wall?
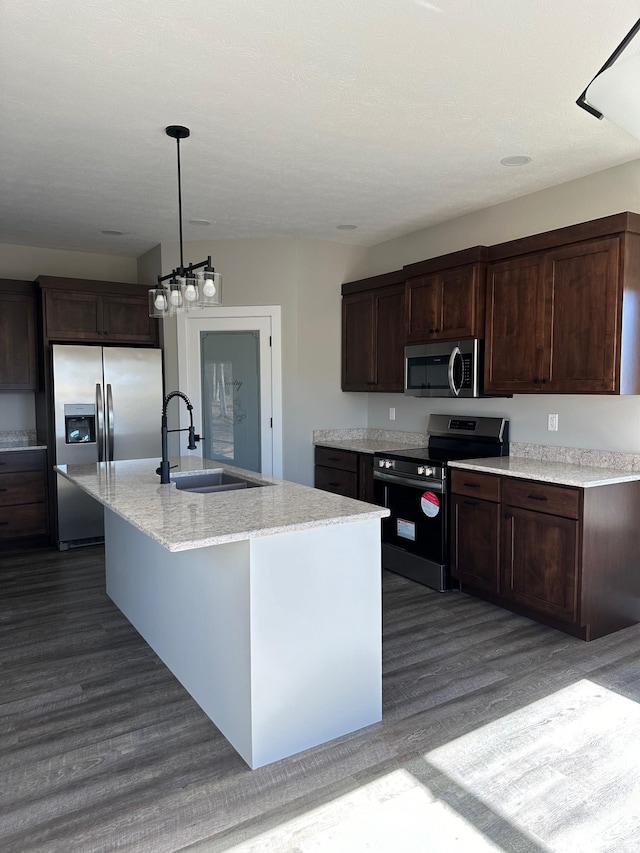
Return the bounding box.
[0,243,138,432]
[159,236,369,484]
[366,158,640,454]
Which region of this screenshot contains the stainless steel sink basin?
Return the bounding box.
[171,470,266,494]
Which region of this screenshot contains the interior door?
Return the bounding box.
[179,315,275,475]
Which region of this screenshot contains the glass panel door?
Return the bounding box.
[200,330,261,472]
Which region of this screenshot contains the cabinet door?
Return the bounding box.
[502,505,579,623]
[44,290,103,340]
[546,238,620,393]
[485,254,547,393]
[439,265,483,339]
[450,494,501,593]
[405,274,442,341]
[342,293,375,390]
[373,284,405,392]
[0,291,37,390]
[103,294,158,344]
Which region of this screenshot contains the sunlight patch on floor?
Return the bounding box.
[224,768,502,852]
[426,679,640,852]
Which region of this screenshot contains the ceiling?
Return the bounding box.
[1,0,640,258]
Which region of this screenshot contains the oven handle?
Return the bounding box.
[373,470,443,492]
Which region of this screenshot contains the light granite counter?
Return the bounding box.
[56,455,385,768]
[0,431,46,452]
[449,456,640,488]
[56,455,388,552]
[313,428,428,455]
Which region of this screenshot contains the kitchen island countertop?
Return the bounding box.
[56,455,388,552]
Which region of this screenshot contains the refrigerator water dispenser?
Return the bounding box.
[63,403,96,444]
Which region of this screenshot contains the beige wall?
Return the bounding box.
[0,243,138,432]
[0,243,137,282]
[160,237,369,484]
[365,158,640,454]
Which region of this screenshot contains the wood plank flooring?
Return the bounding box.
[2,546,640,852]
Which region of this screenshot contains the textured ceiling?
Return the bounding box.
[1,0,640,257]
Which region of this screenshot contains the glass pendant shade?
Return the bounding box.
[197,271,222,307]
[149,286,169,318]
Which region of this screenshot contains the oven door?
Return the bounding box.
[373,471,445,566]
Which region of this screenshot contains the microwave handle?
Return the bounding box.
[448,346,461,396]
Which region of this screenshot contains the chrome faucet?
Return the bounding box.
[157,391,199,484]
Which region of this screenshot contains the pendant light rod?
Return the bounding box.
[166,125,190,270]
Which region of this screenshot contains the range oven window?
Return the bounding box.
[375,479,445,566]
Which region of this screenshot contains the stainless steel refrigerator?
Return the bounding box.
[52,344,163,549]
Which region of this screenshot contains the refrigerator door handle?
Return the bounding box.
[96,383,105,463]
[106,383,115,462]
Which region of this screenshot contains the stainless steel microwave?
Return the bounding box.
[404,339,483,398]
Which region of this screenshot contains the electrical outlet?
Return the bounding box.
[389,407,396,421]
[548,413,559,431]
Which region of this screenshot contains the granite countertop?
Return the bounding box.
[315,438,429,455]
[448,456,640,488]
[0,439,46,452]
[55,456,389,553]
[314,429,429,455]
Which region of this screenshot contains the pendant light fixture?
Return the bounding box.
[149,126,222,318]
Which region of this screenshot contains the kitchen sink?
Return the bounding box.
[171,470,266,494]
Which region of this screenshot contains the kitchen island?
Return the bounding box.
[56,457,388,769]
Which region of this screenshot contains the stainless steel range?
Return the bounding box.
[373,414,509,591]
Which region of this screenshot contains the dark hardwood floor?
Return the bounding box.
[2,546,640,852]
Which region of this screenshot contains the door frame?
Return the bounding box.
[176,306,283,477]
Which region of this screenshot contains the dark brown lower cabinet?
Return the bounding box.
[0,450,49,549]
[450,469,640,640]
[314,446,374,503]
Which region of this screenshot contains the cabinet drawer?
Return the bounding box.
[314,446,358,473]
[0,471,46,506]
[503,478,580,519]
[451,469,501,501]
[0,503,48,539]
[0,450,46,474]
[314,465,358,499]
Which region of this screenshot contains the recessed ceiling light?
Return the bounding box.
[500,155,532,167]
[336,224,358,231]
[188,219,212,226]
[101,229,124,236]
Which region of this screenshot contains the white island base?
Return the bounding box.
[105,508,382,769]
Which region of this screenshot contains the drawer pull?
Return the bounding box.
[464,500,478,507]
[0,488,6,492]
[527,494,548,501]
[463,482,480,488]
[328,481,340,487]
[0,521,8,526]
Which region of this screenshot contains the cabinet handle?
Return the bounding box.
[463,482,479,488]
[0,462,6,466]
[328,482,340,487]
[532,377,539,384]
[435,328,441,333]
[503,512,511,519]
[540,378,547,384]
[0,488,6,493]
[527,494,547,501]
[463,500,478,506]
[0,521,8,526]
[327,457,340,462]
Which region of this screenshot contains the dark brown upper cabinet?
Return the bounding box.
[485,213,640,394]
[38,276,158,346]
[341,270,405,392]
[0,280,38,391]
[404,247,487,344]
